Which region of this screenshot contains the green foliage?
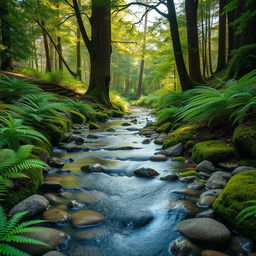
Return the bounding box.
[0,206,48,256]
[0,114,50,151]
[156,107,180,125]
[0,75,41,104]
[237,200,256,223]
[179,170,198,176]
[110,91,129,112]
[0,145,48,201]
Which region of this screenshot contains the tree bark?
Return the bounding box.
[185,0,204,83]
[216,0,227,72]
[42,21,52,73]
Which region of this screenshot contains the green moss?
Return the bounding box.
[89,122,100,130]
[239,158,256,167]
[179,170,199,177]
[213,171,256,240]
[185,140,195,150]
[156,122,172,133]
[192,140,237,164]
[172,156,186,162]
[162,124,199,149]
[105,109,124,118]
[94,112,109,122]
[233,125,256,158]
[42,125,66,145]
[70,111,86,124]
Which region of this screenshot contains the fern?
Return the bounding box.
[236,200,256,223]
[156,107,180,124]
[0,206,48,256]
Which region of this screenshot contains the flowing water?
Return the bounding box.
[44,107,199,256]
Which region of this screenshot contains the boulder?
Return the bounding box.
[154,134,167,145]
[42,208,69,224]
[206,175,226,189]
[201,250,230,256]
[211,171,232,181]
[196,160,215,172]
[142,139,151,144]
[196,209,215,218]
[164,143,183,157]
[43,193,61,205]
[232,166,254,176]
[149,154,168,161]
[200,189,223,198]
[9,195,49,218]
[160,173,178,181]
[89,122,100,130]
[197,195,216,208]
[48,158,64,168]
[171,188,199,197]
[74,228,110,240]
[40,182,63,193]
[229,235,253,253]
[134,167,159,177]
[121,122,131,126]
[177,218,231,244]
[81,164,105,173]
[71,210,105,227]
[188,182,205,190]
[168,200,198,217]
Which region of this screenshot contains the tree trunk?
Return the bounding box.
[41,21,52,72]
[216,0,227,72]
[136,12,148,99]
[167,0,192,91]
[185,0,204,83]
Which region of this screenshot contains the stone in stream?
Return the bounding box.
[106,128,115,132]
[201,250,230,256]
[171,188,199,197]
[196,160,215,173]
[232,166,255,176]
[149,154,168,161]
[15,227,68,255]
[9,194,49,218]
[81,164,106,173]
[154,134,167,145]
[196,209,215,218]
[188,181,205,190]
[127,127,139,131]
[40,182,63,193]
[200,189,222,198]
[160,173,178,181]
[74,228,110,240]
[205,175,226,189]
[67,200,83,210]
[179,176,197,183]
[121,122,131,126]
[168,200,198,217]
[177,218,231,244]
[87,134,98,139]
[42,251,66,256]
[164,143,183,157]
[211,171,232,181]
[67,135,85,145]
[48,157,64,168]
[42,208,69,224]
[228,235,253,253]
[72,246,102,256]
[89,122,100,130]
[197,195,216,208]
[142,138,151,144]
[71,210,105,227]
[43,193,62,205]
[133,167,159,177]
[169,237,201,256]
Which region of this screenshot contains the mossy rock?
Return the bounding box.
[70,111,86,124]
[213,170,256,240]
[42,125,66,145]
[105,109,124,118]
[94,112,109,122]
[172,156,186,162]
[89,122,100,130]
[156,122,172,133]
[162,124,199,149]
[192,140,237,164]
[233,125,256,158]
[3,166,43,210]
[179,170,199,177]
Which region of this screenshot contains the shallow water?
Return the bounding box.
[44,107,198,256]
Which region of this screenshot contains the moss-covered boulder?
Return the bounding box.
[156,122,172,133]
[192,140,237,164]
[70,111,86,124]
[213,170,256,240]
[233,125,256,158]
[162,124,198,149]
[42,125,66,145]
[105,109,124,118]
[89,122,100,130]
[94,112,109,122]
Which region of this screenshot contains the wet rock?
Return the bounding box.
[121,122,131,126]
[9,195,49,218]
[89,122,100,130]
[43,193,62,205]
[169,237,201,256]
[201,250,230,256]
[74,228,110,240]
[16,227,68,256]
[87,134,98,139]
[48,157,64,168]
[59,192,73,199]
[160,173,178,181]
[177,218,231,244]
[168,200,198,217]
[196,209,215,218]
[179,176,197,183]
[106,128,115,132]
[76,191,98,203]
[42,251,66,256]
[206,175,226,189]
[171,188,199,197]
[67,200,83,210]
[211,171,232,181]
[68,135,84,145]
[149,154,168,161]
[164,143,183,157]
[218,161,239,170]
[55,169,71,174]
[229,236,253,253]
[62,132,73,143]
[40,182,63,193]
[131,118,138,123]
[122,212,154,228]
[142,138,151,144]
[133,167,159,177]
[197,195,216,208]
[154,134,167,145]
[81,164,105,173]
[127,127,139,131]
[42,208,69,224]
[188,182,205,190]
[196,160,215,173]
[200,189,222,198]
[139,129,155,137]
[72,246,102,256]
[199,172,211,178]
[71,210,104,227]
[232,166,254,176]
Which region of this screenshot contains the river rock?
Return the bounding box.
[206,175,226,189]
[74,228,110,240]
[72,246,102,256]
[71,210,104,227]
[168,200,198,217]
[200,189,223,198]
[87,134,98,139]
[142,138,151,144]
[106,128,115,132]
[76,191,98,203]
[67,200,83,209]
[68,135,84,145]
[201,250,230,256]
[171,188,199,197]
[9,195,49,218]
[59,192,73,199]
[40,182,63,192]
[199,172,211,178]
[121,122,131,126]
[164,143,183,156]
[169,237,201,256]
[154,134,167,145]
[81,164,105,173]
[134,167,159,177]
[42,251,66,256]
[197,195,216,208]
[48,157,64,168]
[121,212,153,228]
[229,236,253,253]
[188,182,205,190]
[42,208,69,224]
[211,171,232,181]
[160,173,178,181]
[196,209,215,218]
[89,122,99,130]
[196,160,215,172]
[16,227,68,256]
[43,193,61,205]
[149,154,167,161]
[232,166,254,176]
[177,218,231,244]
[179,176,197,183]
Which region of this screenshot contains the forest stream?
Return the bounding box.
[42,107,198,256]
